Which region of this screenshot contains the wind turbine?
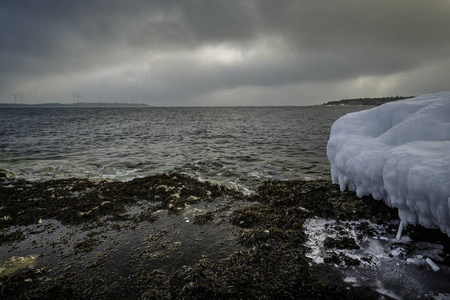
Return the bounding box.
[12,92,23,104]
[71,91,80,103]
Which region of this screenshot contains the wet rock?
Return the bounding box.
[193,212,214,225]
[73,237,100,254]
[0,174,447,299]
[0,255,40,277]
[0,169,14,180]
[252,179,398,222]
[0,230,26,246]
[0,173,244,228]
[323,237,360,250]
[0,268,78,299]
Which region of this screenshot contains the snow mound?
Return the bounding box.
[327,92,450,236]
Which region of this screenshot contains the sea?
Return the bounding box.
[0,105,369,191]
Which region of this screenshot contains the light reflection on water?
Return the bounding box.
[0,106,370,190]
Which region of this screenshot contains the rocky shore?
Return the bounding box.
[1,170,449,299]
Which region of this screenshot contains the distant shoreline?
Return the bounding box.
[0,96,416,107]
[323,95,415,106]
[0,102,148,108]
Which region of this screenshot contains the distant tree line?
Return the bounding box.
[323,95,415,106]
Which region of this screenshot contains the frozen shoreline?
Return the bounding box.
[328,92,450,237]
[1,172,450,299]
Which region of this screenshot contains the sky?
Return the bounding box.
[1,0,450,106]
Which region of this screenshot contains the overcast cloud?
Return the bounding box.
[1,0,449,106]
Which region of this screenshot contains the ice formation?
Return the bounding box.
[327,92,450,236]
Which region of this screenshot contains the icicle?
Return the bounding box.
[426,258,440,272]
[395,221,404,241]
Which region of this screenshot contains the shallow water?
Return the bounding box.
[0,105,370,190]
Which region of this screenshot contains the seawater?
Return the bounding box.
[0,106,369,191]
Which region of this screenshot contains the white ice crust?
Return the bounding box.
[327,92,450,236]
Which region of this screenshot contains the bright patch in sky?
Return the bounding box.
[196,45,244,65]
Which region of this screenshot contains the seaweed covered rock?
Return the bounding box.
[1,175,448,299]
[0,173,243,228]
[222,179,396,299]
[252,179,398,223]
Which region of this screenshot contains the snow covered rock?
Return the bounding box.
[327,92,450,236]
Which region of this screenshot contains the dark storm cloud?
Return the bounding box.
[0,1,257,94]
[1,0,449,104]
[0,1,255,69]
